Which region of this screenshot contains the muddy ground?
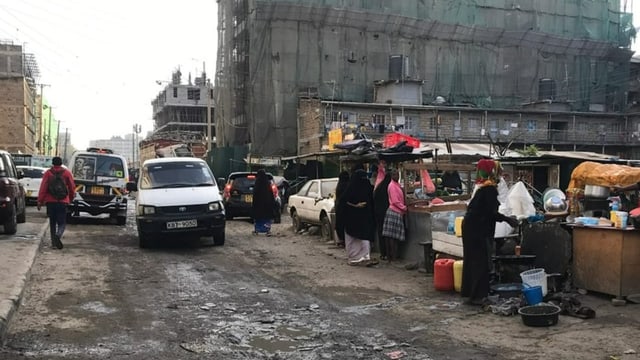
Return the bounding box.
[1,207,639,359]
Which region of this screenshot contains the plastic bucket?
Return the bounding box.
[522,286,543,305]
[520,268,548,296]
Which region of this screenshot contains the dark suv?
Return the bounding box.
[222,172,280,223]
[1,151,27,234]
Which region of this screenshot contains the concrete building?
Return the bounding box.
[0,41,40,154]
[90,135,136,164]
[215,0,637,158]
[151,69,214,151]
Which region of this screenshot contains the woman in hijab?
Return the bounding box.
[252,169,276,236]
[461,159,518,305]
[382,169,406,261]
[333,170,350,247]
[373,171,392,260]
[340,168,376,265]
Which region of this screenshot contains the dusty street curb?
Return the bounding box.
[0,220,48,345]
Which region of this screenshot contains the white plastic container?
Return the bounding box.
[520,268,548,296]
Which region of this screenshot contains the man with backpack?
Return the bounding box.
[37,157,76,249]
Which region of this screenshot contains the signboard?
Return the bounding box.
[328,128,343,150]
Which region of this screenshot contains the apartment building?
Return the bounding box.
[0,41,40,153]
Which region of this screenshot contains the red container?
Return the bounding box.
[383,132,421,149]
[434,258,456,291]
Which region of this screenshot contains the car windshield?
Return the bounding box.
[140,161,216,189]
[73,154,125,180]
[19,167,45,179]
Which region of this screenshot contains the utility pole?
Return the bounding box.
[38,84,50,155]
[55,120,61,156]
[62,128,69,163]
[207,80,212,153]
[46,105,53,156]
[132,124,141,168]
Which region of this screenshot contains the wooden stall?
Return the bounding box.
[572,226,640,302]
[401,162,476,269]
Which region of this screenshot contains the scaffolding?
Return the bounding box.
[215,0,636,156]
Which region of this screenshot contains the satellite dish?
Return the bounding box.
[434,96,446,104]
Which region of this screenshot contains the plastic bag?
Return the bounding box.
[506,181,536,219]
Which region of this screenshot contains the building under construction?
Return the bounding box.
[0,41,40,153]
[215,0,636,158]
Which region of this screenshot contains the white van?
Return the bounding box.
[128,157,225,248]
[68,147,132,224]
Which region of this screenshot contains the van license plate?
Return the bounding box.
[166,219,197,229]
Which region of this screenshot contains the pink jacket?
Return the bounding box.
[387,180,407,214]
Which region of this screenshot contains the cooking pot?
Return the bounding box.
[584,184,610,198]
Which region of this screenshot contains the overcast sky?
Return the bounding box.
[0,1,639,151]
[0,0,217,150]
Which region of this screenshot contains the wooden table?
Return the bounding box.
[572,226,640,303]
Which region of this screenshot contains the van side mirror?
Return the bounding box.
[126,182,137,192]
[217,178,226,186]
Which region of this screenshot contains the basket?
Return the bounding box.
[520,268,548,296]
[518,304,560,327]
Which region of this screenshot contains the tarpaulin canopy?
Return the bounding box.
[567,161,640,191]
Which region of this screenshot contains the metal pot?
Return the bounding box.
[584,184,610,198]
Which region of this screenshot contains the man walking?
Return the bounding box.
[37,156,76,249]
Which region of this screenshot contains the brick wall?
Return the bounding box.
[298,98,323,155]
[0,77,27,152]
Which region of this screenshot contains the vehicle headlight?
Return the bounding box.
[208,201,223,211]
[137,205,156,215]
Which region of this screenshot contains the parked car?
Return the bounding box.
[221,172,281,223]
[17,166,48,204]
[1,151,27,234]
[129,157,226,248]
[287,177,338,240]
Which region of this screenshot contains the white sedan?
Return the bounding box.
[287,177,338,240]
[17,166,47,204]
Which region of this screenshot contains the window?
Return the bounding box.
[403,116,414,131]
[527,120,537,132]
[372,114,385,126]
[429,117,436,130]
[172,87,178,98]
[306,182,319,198]
[468,118,480,131]
[187,88,201,100]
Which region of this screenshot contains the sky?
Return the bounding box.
[0,0,217,150]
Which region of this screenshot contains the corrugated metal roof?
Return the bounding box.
[538,151,621,162]
[425,142,523,158]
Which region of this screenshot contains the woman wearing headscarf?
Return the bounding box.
[252,169,276,236]
[461,159,518,305]
[340,168,376,265]
[382,169,406,261]
[333,170,350,247]
[373,172,392,260]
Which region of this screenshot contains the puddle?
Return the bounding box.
[80,301,117,314]
[247,325,313,353]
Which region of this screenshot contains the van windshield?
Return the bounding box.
[73,154,126,180]
[140,161,216,189]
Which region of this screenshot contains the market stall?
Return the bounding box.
[566,161,640,303]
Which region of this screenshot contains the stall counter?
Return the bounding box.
[572,226,640,301]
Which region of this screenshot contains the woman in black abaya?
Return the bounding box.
[461,159,517,305]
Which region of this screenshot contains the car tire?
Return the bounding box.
[291,210,303,233]
[138,229,151,248]
[212,228,225,246]
[3,203,17,235]
[320,214,333,241]
[17,204,26,223]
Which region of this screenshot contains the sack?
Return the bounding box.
[48,170,68,200]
